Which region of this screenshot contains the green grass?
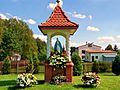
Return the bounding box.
[0,73,120,90]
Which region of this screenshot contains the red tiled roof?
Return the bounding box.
[39,4,78,27]
[86,50,116,53]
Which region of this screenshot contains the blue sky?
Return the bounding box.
[0,0,120,49]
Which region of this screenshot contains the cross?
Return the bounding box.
[56,0,60,3]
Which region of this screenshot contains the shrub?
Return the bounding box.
[81,72,100,87]
[99,62,109,72]
[52,74,66,85]
[71,53,83,76]
[16,73,38,87]
[33,60,39,74]
[112,55,120,76]
[26,63,33,73]
[0,49,7,61]
[2,56,11,74]
[92,61,99,73]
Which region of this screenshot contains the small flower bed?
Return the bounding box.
[81,72,100,87]
[52,74,66,85]
[16,73,38,87]
[48,54,68,68]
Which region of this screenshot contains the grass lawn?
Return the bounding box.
[0,73,120,90]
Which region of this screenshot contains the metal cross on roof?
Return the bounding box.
[56,0,60,3]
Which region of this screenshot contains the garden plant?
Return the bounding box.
[81,72,100,87]
[16,73,38,88]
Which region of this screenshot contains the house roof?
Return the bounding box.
[86,50,116,53]
[78,44,101,48]
[103,55,117,57]
[38,1,78,28]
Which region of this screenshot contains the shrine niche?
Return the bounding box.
[38,0,79,82]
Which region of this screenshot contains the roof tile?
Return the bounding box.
[86,50,116,53]
[39,4,78,27]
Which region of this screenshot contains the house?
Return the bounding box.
[77,42,101,60]
[85,50,117,62]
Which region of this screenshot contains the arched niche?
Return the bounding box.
[46,31,70,61]
[51,35,66,49]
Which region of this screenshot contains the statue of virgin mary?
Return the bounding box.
[54,38,63,54]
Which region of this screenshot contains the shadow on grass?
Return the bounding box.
[0,80,16,86]
[73,84,96,89]
[101,73,115,76]
[8,86,18,90]
[37,80,45,84]
[7,80,45,90]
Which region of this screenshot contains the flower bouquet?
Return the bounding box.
[16,73,38,87]
[81,72,100,87]
[52,74,66,85]
[48,54,68,68]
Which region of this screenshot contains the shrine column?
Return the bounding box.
[47,34,51,59]
[66,35,71,61]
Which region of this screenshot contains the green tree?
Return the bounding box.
[0,18,39,72]
[36,38,47,62]
[1,18,38,60]
[92,61,100,73]
[2,56,11,74]
[0,19,8,46]
[105,44,113,50]
[112,55,120,76]
[70,47,77,56]
[1,28,21,53]
[71,53,83,76]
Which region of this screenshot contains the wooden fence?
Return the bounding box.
[0,61,112,74]
[0,60,44,74]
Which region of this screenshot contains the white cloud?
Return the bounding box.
[97,36,115,42]
[0,13,8,20]
[89,15,93,20]
[1,13,37,25]
[48,3,56,10]
[87,26,100,32]
[70,42,79,47]
[72,12,86,19]
[6,13,13,17]
[65,12,72,15]
[33,34,47,42]
[24,19,37,25]
[47,0,63,10]
[66,11,93,20]
[96,35,120,49]
[13,16,22,20]
[47,3,56,10]
[116,35,120,39]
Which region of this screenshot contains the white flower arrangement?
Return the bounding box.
[16,73,38,87]
[81,72,100,87]
[52,74,66,85]
[49,54,68,68]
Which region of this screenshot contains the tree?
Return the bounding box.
[36,38,47,62]
[2,56,11,74]
[113,44,118,51]
[71,53,83,76]
[70,47,77,56]
[112,55,120,76]
[0,18,39,72]
[92,61,100,73]
[0,19,8,46]
[1,27,21,53]
[105,44,113,50]
[1,18,38,60]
